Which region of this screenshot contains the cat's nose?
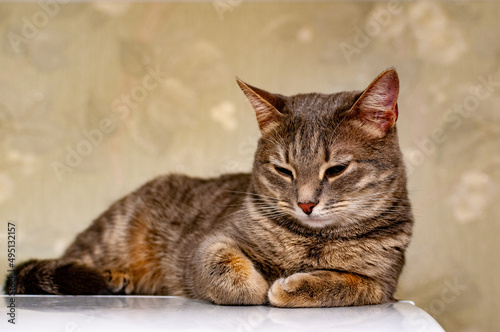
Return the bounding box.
[298,202,317,215]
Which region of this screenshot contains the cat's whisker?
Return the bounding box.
[254,211,291,219]
[345,190,395,201]
[253,206,285,212]
[249,200,292,209]
[327,195,411,210]
[249,197,283,204]
[249,204,295,215]
[253,206,290,215]
[225,190,281,201]
[325,191,395,207]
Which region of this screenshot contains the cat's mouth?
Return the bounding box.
[293,208,354,229]
[295,213,334,229]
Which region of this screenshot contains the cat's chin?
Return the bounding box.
[295,212,357,230]
[296,215,337,229]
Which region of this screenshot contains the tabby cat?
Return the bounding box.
[5,68,413,307]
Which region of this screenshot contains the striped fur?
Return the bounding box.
[5,69,413,307]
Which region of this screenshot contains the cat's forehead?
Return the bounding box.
[264,91,364,165]
[284,91,362,117]
[270,119,356,166]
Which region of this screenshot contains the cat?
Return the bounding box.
[4,68,413,307]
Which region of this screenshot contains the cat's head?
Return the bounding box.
[238,69,409,232]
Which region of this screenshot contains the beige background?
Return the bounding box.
[1,1,499,331]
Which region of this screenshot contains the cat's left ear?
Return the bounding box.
[349,68,399,138]
[236,78,286,135]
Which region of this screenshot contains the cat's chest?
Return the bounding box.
[273,237,368,273]
[241,221,381,277]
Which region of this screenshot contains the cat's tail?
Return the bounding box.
[4,259,109,295]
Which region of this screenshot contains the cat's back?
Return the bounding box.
[129,172,252,227]
[139,172,251,205]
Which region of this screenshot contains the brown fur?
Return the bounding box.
[4,69,413,307]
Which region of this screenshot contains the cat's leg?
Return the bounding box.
[268,270,390,307]
[190,235,269,305]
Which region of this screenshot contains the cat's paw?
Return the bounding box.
[268,272,322,307]
[209,255,269,305]
[103,269,134,294]
[202,242,269,305]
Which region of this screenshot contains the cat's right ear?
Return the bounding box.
[236,78,286,134]
[349,68,399,138]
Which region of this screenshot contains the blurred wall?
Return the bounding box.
[0,2,499,331]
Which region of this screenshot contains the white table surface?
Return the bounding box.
[2,295,444,332]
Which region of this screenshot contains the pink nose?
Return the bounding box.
[298,202,317,215]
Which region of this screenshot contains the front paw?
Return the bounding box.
[268,272,321,307]
[207,255,269,305]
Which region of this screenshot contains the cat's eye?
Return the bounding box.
[324,164,349,179]
[274,166,293,179]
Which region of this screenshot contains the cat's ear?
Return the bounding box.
[349,68,399,138]
[236,78,286,134]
